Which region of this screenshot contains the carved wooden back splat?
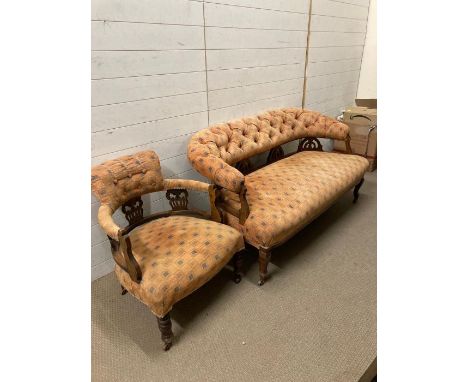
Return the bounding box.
[266,146,285,164]
[298,137,323,152]
[166,189,189,211]
[121,197,144,225]
[235,158,254,175]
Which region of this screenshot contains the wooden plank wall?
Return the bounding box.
[304,0,369,116]
[91,0,209,279]
[203,0,309,124]
[91,0,370,280]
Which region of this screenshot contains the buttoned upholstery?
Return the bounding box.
[115,215,244,317]
[91,150,164,210]
[188,108,349,193]
[218,151,369,248]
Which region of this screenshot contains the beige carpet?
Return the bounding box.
[92,171,376,382]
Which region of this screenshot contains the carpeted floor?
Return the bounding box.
[92,172,376,382]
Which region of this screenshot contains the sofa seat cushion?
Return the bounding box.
[221,151,369,248]
[115,215,244,317]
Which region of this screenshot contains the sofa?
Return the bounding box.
[188,107,369,285]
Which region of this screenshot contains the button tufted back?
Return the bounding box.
[91,150,164,210]
[187,108,349,193]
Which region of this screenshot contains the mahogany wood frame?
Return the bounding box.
[217,135,364,286]
[107,183,242,350]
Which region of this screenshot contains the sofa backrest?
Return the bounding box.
[188,108,349,166]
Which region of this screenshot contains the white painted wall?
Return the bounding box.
[303,0,370,150]
[304,0,370,116]
[357,0,376,99]
[91,0,371,280]
[204,0,309,125]
[91,0,209,280]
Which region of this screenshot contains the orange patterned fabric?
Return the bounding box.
[92,150,245,318]
[91,150,164,210]
[219,151,369,248]
[187,108,349,192]
[162,178,210,192]
[115,216,244,317]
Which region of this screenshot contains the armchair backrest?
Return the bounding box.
[91,150,164,210]
[188,108,349,167]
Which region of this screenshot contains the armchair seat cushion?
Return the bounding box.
[220,151,369,248]
[115,215,244,317]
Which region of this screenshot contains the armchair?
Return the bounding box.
[91,150,245,350]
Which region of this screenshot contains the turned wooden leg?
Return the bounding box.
[353,178,365,203]
[120,285,127,295]
[258,248,271,286]
[233,251,243,284]
[157,314,174,351]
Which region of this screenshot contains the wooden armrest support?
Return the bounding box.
[239,185,250,225]
[208,184,222,223]
[215,185,250,224]
[119,235,142,283]
[107,233,142,283]
[97,204,142,283]
[345,135,353,154]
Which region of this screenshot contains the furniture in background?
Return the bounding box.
[91,150,245,350]
[188,108,369,285]
[335,101,377,171]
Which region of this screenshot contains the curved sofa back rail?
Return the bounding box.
[187,108,349,193]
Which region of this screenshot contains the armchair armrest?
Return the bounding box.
[97,204,122,241]
[163,178,222,223]
[163,179,211,192]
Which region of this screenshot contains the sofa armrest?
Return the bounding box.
[302,110,350,140]
[188,149,244,193]
[213,163,245,193]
